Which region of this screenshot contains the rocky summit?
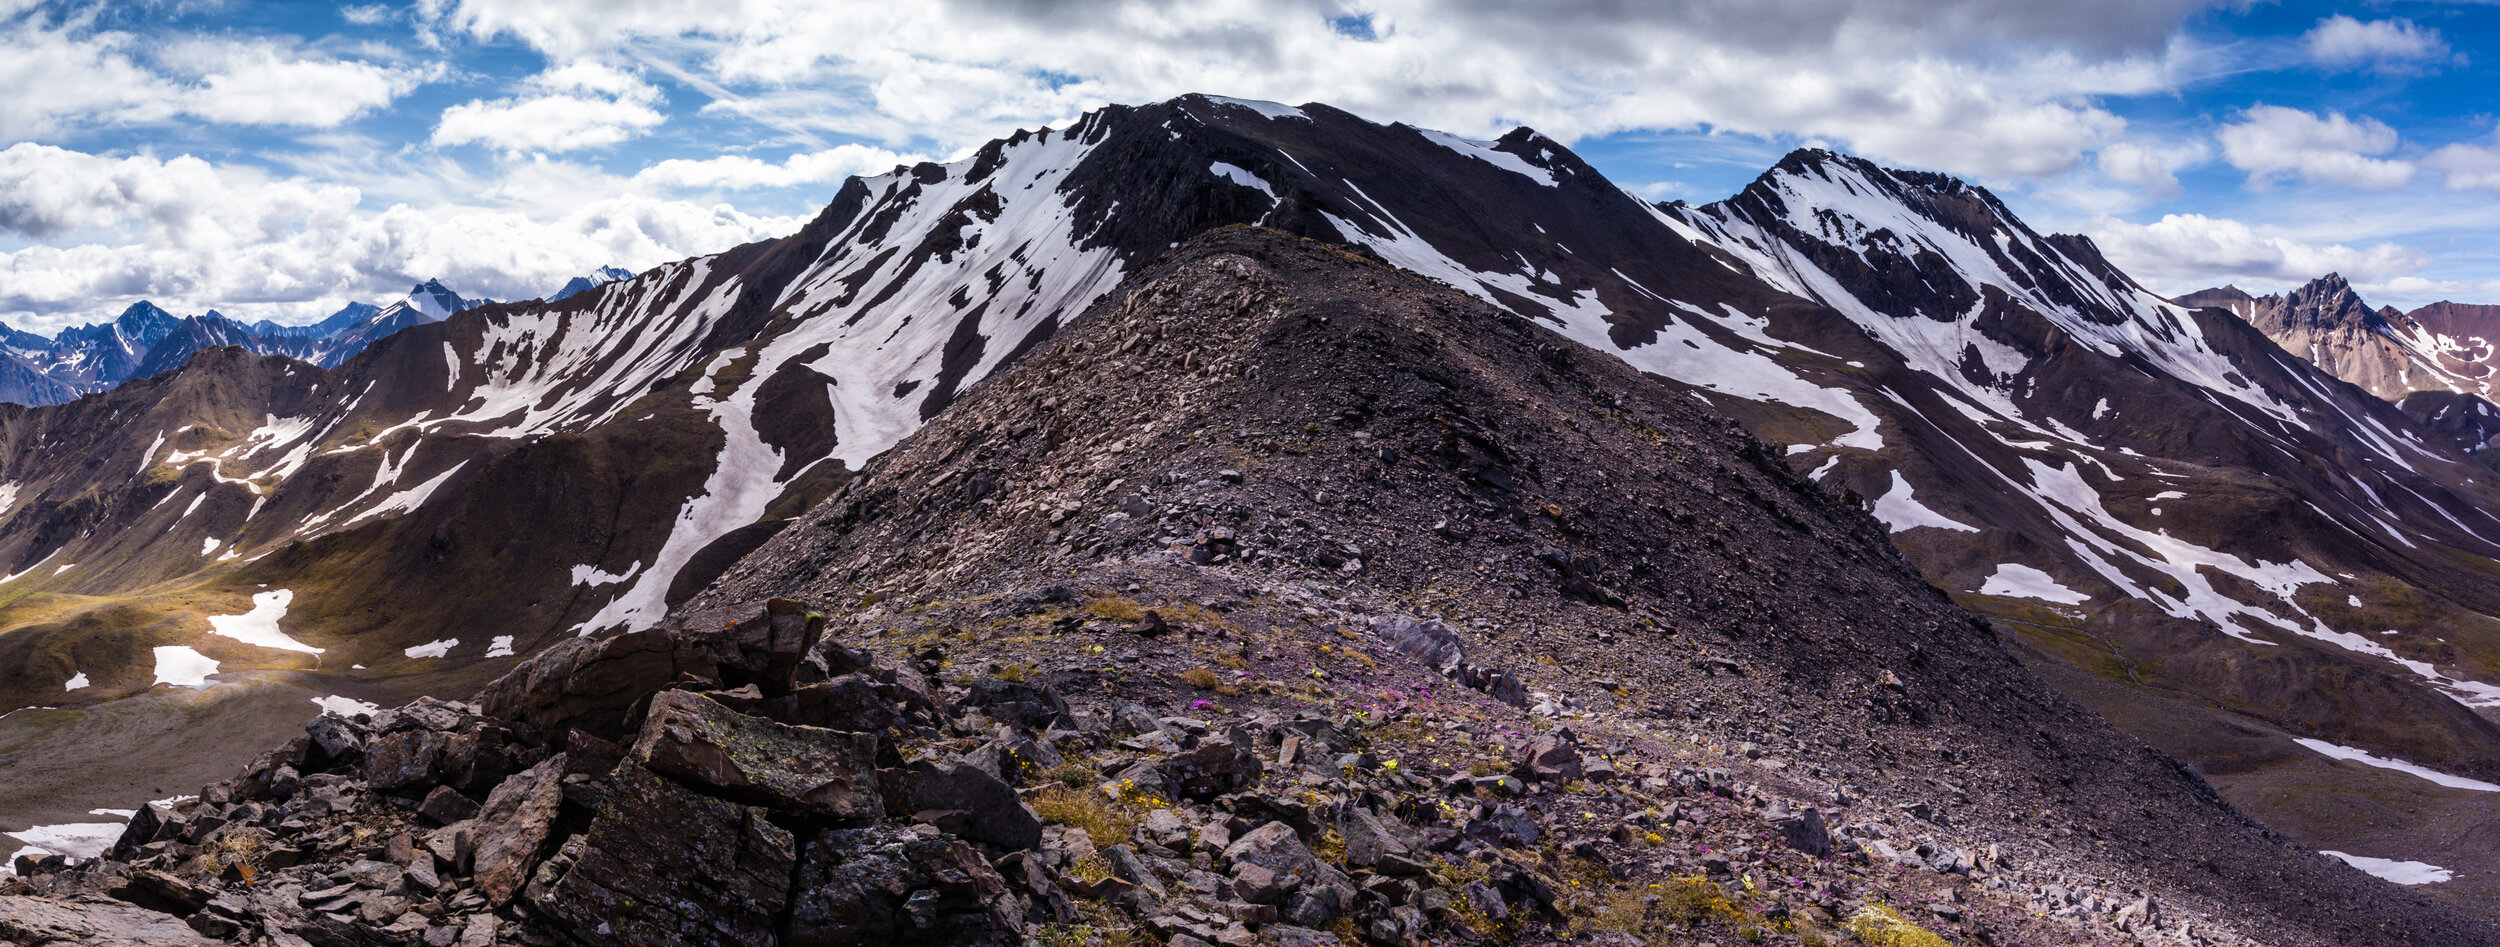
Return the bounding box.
[5,230,2490,947]
[4,96,2500,946]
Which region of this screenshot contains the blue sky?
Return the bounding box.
[3,0,2498,334]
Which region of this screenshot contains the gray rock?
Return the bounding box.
[630,689,881,819]
[892,760,1043,850]
[530,761,797,946]
[1156,738,1262,800]
[1767,800,1832,858]
[786,824,1022,946]
[470,754,566,905]
[1223,822,1318,889]
[1520,737,1582,782]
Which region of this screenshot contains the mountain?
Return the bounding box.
[2181,276,2500,405]
[28,301,185,392]
[0,281,496,406]
[548,265,636,302]
[2,95,2498,922]
[9,227,2488,946]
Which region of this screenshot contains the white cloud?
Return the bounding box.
[157,38,430,127]
[631,143,926,190]
[420,0,2226,180]
[2088,212,2431,290]
[0,8,427,137]
[2425,124,2500,193]
[2094,139,2210,199]
[2303,16,2452,72]
[341,5,398,26]
[0,143,798,333]
[2217,106,2415,190]
[431,61,667,153]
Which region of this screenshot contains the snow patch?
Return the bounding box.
[403,639,457,659]
[1209,162,1274,199]
[485,635,515,658]
[62,671,87,690]
[311,695,380,717]
[1201,96,1308,121]
[200,537,219,557]
[2293,738,2500,792]
[1978,563,2090,604]
[2322,851,2453,885]
[1414,128,1558,186]
[1871,470,1978,533]
[206,589,318,654]
[3,822,127,871]
[570,563,642,587]
[152,646,219,687]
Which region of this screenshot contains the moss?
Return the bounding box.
[1180,668,1220,690]
[1032,785,1137,843]
[1844,904,1950,947]
[1085,597,1145,622]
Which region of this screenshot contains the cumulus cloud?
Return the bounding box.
[0,7,426,138]
[2425,124,2500,193]
[632,143,927,190]
[419,0,2223,179]
[432,61,667,153]
[157,37,430,126]
[2088,212,2430,290]
[2217,106,2415,190]
[0,143,799,332]
[2303,15,2453,72]
[2094,139,2209,199]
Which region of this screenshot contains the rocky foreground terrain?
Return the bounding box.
[6,230,2481,946]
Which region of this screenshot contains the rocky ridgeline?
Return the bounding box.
[1,587,2265,947]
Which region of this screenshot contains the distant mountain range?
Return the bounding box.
[0,269,634,406]
[2178,277,2500,456]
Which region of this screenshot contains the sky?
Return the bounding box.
[3,0,2498,335]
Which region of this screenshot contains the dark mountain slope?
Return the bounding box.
[691,227,2492,945]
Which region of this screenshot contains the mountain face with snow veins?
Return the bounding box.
[2,96,2499,924]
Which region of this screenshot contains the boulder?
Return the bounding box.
[774,675,895,732]
[0,895,223,945]
[629,689,881,820]
[1520,736,1582,782]
[106,803,169,862]
[705,598,826,695]
[364,730,450,792]
[417,786,481,826]
[1225,822,1319,889]
[997,851,1077,924]
[1156,739,1262,800]
[476,628,720,741]
[963,735,1065,787]
[530,761,798,947]
[959,678,1073,731]
[1768,800,1832,858]
[890,761,1041,850]
[303,713,370,766]
[1339,808,1412,869]
[786,825,1023,946]
[471,755,566,905]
